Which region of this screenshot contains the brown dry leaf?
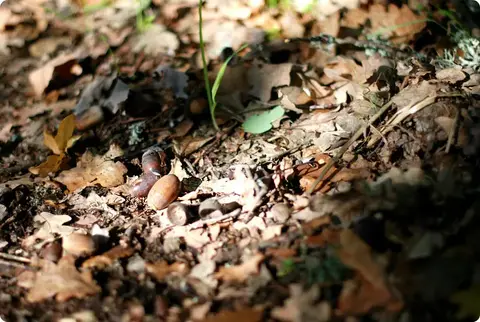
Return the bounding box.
[271,284,331,322]
[201,307,263,322]
[337,274,403,315]
[435,68,466,83]
[145,261,189,282]
[22,256,101,303]
[173,136,215,157]
[82,245,135,270]
[215,253,265,283]
[28,53,79,97]
[336,229,385,287]
[171,119,194,138]
[265,248,297,259]
[55,144,127,192]
[342,4,426,43]
[247,61,293,102]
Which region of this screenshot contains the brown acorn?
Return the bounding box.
[141,147,168,176]
[147,174,181,210]
[131,173,160,198]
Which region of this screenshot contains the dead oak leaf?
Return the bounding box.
[22,256,101,303]
[215,253,265,283]
[22,212,75,248]
[55,144,127,192]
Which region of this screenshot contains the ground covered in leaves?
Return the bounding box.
[1,0,480,321]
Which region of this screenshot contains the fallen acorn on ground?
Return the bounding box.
[147,174,181,210]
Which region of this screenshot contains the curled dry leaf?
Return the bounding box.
[55,144,127,192]
[20,256,101,303]
[215,253,265,283]
[82,245,135,270]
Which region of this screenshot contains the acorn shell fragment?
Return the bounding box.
[147,174,181,210]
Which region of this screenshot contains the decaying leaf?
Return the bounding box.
[20,256,101,303]
[215,253,265,282]
[55,144,127,192]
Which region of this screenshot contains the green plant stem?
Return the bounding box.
[198,0,218,131]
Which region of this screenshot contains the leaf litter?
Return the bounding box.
[0,0,480,321]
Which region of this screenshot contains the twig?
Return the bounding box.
[187,209,242,230]
[0,252,31,264]
[446,108,459,153]
[306,98,395,195]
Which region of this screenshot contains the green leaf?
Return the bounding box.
[243,106,285,134]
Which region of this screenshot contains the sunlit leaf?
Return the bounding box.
[243,106,285,134]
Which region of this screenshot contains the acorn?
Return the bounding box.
[131,172,160,198]
[62,233,96,257]
[141,147,168,176]
[166,202,191,226]
[147,174,181,210]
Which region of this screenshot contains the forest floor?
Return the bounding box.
[1,0,480,321]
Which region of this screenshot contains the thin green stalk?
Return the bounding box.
[198,0,218,131]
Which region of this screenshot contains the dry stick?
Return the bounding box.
[306,93,465,195]
[306,99,395,195]
[446,108,459,154]
[0,252,31,264]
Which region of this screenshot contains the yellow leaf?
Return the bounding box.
[55,114,76,152]
[29,154,68,177]
[43,130,61,155]
[65,135,82,151]
[451,284,480,318]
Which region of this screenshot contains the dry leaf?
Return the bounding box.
[247,61,292,102]
[23,212,75,248]
[215,253,265,283]
[342,4,426,43]
[28,53,79,97]
[336,229,385,288]
[173,136,215,157]
[271,284,331,322]
[22,256,101,303]
[82,245,135,270]
[55,144,127,192]
[201,307,263,322]
[145,261,189,281]
[337,274,403,315]
[29,114,81,177]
